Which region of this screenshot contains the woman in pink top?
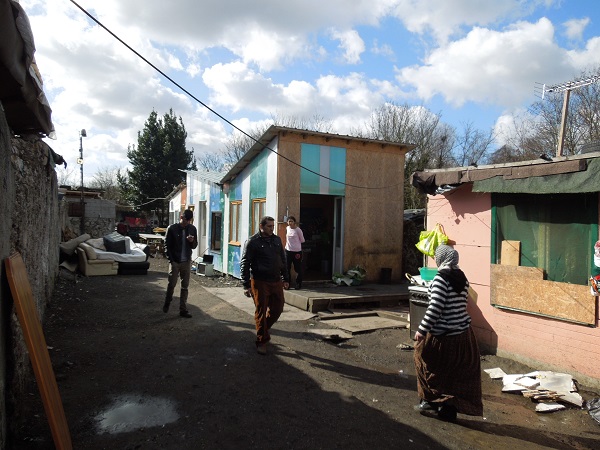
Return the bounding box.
[285,216,305,289]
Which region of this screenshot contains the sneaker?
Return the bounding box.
[162,302,170,313]
[179,311,192,318]
[414,400,439,412]
[257,344,267,355]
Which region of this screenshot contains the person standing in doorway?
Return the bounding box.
[285,216,305,289]
[163,209,197,318]
[240,216,289,354]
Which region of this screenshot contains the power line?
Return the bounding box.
[68,0,405,190]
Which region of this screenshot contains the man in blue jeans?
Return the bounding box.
[163,209,198,318]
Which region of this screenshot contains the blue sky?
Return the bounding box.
[19,0,600,183]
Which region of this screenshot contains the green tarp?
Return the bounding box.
[473,157,600,194]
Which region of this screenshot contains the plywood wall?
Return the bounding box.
[491,264,595,325]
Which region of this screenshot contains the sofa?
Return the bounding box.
[76,234,150,276]
[77,243,119,276]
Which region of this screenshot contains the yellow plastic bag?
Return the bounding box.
[416,224,448,257]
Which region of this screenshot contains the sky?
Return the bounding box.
[18,0,600,184]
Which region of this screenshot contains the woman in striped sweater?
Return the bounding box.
[413,245,483,421]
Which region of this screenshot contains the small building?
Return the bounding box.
[411,151,600,387]
[180,126,414,282]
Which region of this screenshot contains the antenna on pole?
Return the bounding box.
[539,74,600,157]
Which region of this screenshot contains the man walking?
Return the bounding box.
[163,209,197,318]
[241,216,289,354]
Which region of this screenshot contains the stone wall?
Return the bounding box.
[0,108,60,448]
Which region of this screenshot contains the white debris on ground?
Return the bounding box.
[484,368,584,412]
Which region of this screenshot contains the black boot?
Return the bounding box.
[437,405,457,422]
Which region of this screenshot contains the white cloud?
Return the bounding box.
[329,29,366,64]
[17,0,600,181]
[395,18,592,108]
[388,0,547,44]
[563,17,590,41]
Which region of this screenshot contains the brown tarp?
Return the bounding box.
[0,0,54,136]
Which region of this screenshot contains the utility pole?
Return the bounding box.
[78,129,87,235]
[542,74,600,157]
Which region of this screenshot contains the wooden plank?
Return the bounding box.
[4,253,72,450]
[490,264,595,325]
[324,316,408,334]
[501,240,520,266]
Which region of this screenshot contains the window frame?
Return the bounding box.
[229,201,242,245]
[210,211,222,251]
[252,198,266,234]
[492,192,598,285]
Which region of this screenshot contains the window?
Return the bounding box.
[68,201,84,217]
[493,192,598,285]
[211,212,222,251]
[229,201,242,245]
[198,201,207,238]
[252,199,266,234]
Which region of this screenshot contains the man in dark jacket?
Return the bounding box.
[240,216,289,354]
[163,209,198,318]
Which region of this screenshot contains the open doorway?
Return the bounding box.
[299,194,342,281]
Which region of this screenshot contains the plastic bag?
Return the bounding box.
[416,223,448,257]
[591,275,600,295]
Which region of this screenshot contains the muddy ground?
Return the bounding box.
[11,257,600,449]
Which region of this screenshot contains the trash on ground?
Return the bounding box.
[484,367,507,379]
[489,368,585,414]
[332,266,366,286]
[536,402,566,413]
[586,398,600,424]
[397,343,414,351]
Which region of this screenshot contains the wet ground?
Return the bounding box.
[11,257,600,449]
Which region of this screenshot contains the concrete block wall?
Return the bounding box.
[85,198,116,219]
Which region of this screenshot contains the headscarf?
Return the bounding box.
[434,244,467,294]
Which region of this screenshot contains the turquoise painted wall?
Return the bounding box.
[228,245,241,278]
[249,150,268,199]
[224,149,269,278]
[300,143,346,195]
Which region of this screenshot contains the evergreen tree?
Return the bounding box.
[120,109,196,225]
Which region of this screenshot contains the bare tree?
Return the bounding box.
[88,166,126,203]
[196,152,226,172]
[452,121,495,167]
[56,167,78,188]
[197,114,334,172]
[356,103,460,209]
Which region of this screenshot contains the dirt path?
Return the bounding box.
[12,257,600,449]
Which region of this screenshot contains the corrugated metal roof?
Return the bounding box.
[183,169,226,185]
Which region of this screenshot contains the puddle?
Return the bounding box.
[95,395,179,434]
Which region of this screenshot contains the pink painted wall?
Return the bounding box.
[425,184,600,387]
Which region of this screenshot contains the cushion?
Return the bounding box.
[59,233,91,255]
[86,238,106,251]
[79,242,97,260]
[103,232,127,254]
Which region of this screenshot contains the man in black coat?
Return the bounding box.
[240,216,289,354]
[163,209,198,318]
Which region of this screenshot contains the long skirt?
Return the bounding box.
[414,326,483,416]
